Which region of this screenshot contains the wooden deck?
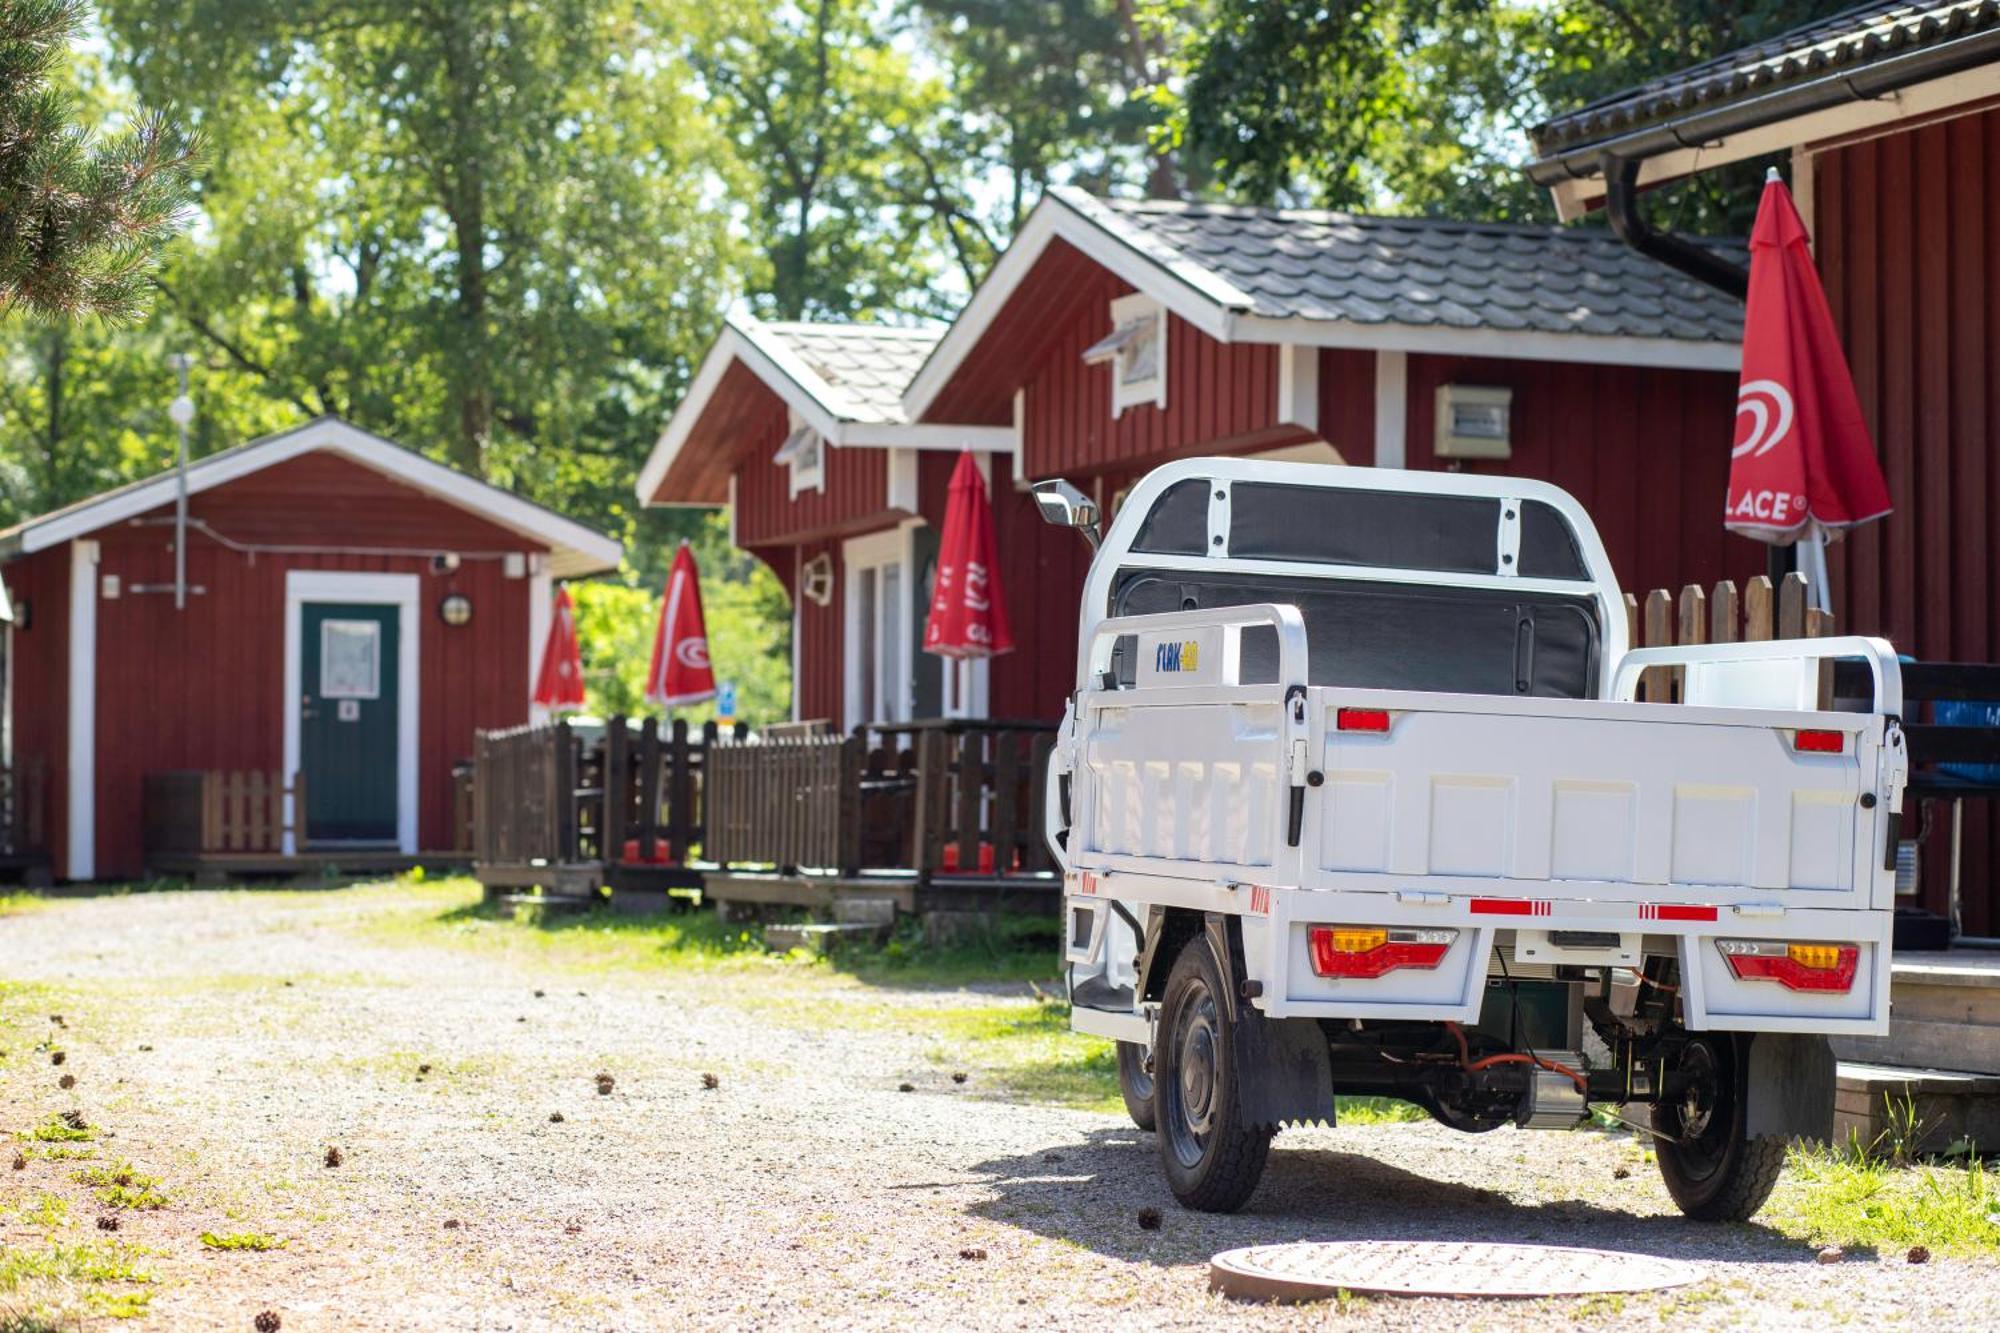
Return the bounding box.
[147,849,470,883]
[699,869,1060,918]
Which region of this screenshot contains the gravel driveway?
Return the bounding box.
[1,884,1993,1330]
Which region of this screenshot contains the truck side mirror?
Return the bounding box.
[1032,478,1101,549]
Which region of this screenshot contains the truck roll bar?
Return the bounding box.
[1084,603,1310,692]
[1611,635,1904,716]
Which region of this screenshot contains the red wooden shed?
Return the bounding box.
[0,416,621,881]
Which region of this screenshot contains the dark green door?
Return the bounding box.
[301,602,399,844]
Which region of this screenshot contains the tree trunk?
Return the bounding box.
[443,12,492,475]
[42,330,63,506]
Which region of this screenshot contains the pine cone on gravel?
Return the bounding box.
[701,1073,719,1090]
[254,1312,281,1332]
[323,1147,343,1168]
[58,1074,75,1090]
[1908,1245,1932,1264]
[1137,1207,1162,1231]
[10,1153,25,1171]
[96,1215,120,1231]
[595,1073,615,1095]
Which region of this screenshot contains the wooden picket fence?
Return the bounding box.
[142,769,305,856]
[1624,570,1832,703]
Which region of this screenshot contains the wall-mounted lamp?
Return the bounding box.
[439,593,473,627]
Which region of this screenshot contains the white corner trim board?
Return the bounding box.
[281,570,421,855]
[1374,350,1408,470]
[65,539,98,880]
[528,563,552,726]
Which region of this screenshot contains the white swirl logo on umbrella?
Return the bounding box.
[1733,379,1795,460]
[963,561,990,612]
[675,638,710,669]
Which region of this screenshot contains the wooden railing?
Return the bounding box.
[143,770,304,855]
[700,718,1059,880]
[472,717,744,868]
[0,760,48,858]
[706,732,856,871]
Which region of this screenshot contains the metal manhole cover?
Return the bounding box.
[1210,1240,1703,1302]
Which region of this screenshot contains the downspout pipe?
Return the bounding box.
[1600,154,1748,301]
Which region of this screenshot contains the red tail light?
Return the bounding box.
[1337,707,1391,733]
[1718,940,1859,993]
[1793,729,1845,754]
[1308,925,1456,979]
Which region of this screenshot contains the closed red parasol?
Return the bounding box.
[1725,169,1892,609]
[645,540,716,708]
[532,585,587,711]
[923,451,1014,659]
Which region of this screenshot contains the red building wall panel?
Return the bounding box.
[1401,353,1757,598]
[1316,348,1378,464]
[783,538,844,725]
[987,481,1093,720]
[1813,107,2000,930]
[4,545,70,874]
[1019,265,1299,480]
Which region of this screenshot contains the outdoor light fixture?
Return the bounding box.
[439,593,473,627]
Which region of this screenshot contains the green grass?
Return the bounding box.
[923,996,1121,1111]
[19,1115,93,1144]
[1334,1095,1428,1125]
[199,1231,286,1252]
[0,1239,155,1325]
[1768,1144,2000,1254]
[0,891,45,917]
[73,1163,169,1211]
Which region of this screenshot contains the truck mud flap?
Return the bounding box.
[1210,912,1335,1130]
[1743,1033,1835,1144]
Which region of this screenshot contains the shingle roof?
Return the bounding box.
[1083,195,1746,345]
[750,322,941,424]
[1532,1,2000,158]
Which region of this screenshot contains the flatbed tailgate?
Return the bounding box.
[1312,690,1898,908]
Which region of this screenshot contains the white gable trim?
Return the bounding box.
[6,418,620,578]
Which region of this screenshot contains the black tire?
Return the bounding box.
[1116,1041,1157,1132]
[1154,933,1273,1212]
[1652,1035,1786,1221]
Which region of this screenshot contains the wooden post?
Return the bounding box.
[1743,575,1775,641]
[991,731,1022,876]
[1777,571,1808,641]
[838,733,864,875]
[913,729,949,883]
[1674,584,1706,704]
[604,717,629,869]
[955,730,983,873]
[664,717,688,863]
[1708,580,1739,644]
[554,719,577,862]
[1641,588,1674,703]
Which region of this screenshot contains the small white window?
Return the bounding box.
[775,424,825,497]
[1082,292,1168,417]
[320,620,382,700]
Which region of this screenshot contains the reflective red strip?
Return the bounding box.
[1794,729,1845,754]
[1470,898,1549,917]
[1642,903,1719,922]
[1337,707,1391,732]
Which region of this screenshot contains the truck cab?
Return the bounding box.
[1039,458,1907,1219]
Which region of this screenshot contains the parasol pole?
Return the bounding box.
[1799,522,1833,616]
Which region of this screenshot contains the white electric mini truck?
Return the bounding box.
[1036,458,1907,1220]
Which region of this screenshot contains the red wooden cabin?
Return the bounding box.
[643,189,1755,734]
[1,417,621,881]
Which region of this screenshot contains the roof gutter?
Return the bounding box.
[1601,154,1748,301]
[1526,25,2000,190]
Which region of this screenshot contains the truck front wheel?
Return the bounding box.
[1652,1035,1786,1221]
[1116,1042,1157,1132]
[1154,934,1272,1212]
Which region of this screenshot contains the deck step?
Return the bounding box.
[1833,949,2000,1075]
[763,921,889,955]
[1833,1060,2000,1155]
[496,892,596,914]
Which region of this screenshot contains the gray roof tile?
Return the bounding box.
[756,322,942,424]
[1090,197,1744,344]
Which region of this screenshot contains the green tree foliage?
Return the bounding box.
[1159,0,1857,226]
[0,0,198,322]
[101,0,743,489]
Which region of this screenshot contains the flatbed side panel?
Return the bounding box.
[1078,693,1286,870]
[1311,692,1888,903]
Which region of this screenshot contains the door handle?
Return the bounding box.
[301,694,318,721]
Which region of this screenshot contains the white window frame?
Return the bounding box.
[1085,291,1168,419]
[281,570,420,854]
[842,526,914,731]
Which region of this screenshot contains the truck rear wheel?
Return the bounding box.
[1652,1035,1786,1221]
[1155,934,1272,1212]
[1116,1041,1157,1132]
